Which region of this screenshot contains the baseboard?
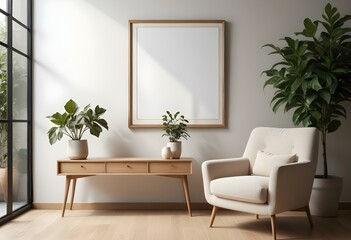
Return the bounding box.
[33,202,212,210]
[33,202,351,211]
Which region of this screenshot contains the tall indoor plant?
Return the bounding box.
[162,111,190,159]
[47,99,109,159]
[263,3,351,216]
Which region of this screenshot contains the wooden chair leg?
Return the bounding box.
[270,215,276,240]
[209,206,218,227]
[305,205,313,228]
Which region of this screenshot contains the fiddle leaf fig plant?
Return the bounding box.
[162,111,190,142]
[47,99,109,145]
[263,3,351,179]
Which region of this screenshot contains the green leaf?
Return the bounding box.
[95,105,107,115]
[302,115,311,127]
[96,119,109,130]
[311,77,323,91]
[298,18,318,37]
[310,110,321,121]
[64,99,78,114]
[327,120,341,133]
[301,80,309,95]
[90,124,102,137]
[293,107,305,125]
[272,98,285,113]
[263,76,280,88]
[291,77,304,92]
[325,3,337,20]
[48,127,58,145]
[306,93,317,105]
[319,90,331,103]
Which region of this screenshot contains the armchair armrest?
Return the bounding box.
[201,158,250,200]
[268,161,315,214]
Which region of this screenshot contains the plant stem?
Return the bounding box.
[321,105,328,179]
[321,129,328,179]
[64,126,75,140]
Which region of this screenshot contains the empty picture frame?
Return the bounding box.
[129,20,225,128]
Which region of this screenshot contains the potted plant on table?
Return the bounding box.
[161,111,190,159]
[262,3,351,216]
[47,99,109,160]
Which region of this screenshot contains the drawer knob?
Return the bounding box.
[127,165,131,168]
[80,165,85,168]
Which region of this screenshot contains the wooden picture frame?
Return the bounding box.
[129,20,225,128]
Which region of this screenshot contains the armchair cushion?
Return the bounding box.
[210,176,269,204]
[252,150,297,177]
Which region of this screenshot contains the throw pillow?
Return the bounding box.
[252,150,297,177]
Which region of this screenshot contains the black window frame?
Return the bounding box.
[0,0,32,225]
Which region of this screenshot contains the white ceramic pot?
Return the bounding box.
[167,142,182,159]
[309,175,343,217]
[161,146,172,159]
[67,140,88,160]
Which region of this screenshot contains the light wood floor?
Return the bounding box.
[0,209,351,240]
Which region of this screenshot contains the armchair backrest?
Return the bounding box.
[243,127,319,173]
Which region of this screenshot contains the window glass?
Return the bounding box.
[13,0,27,26]
[0,0,7,12]
[0,13,7,44]
[13,21,27,54]
[0,122,8,217]
[0,45,7,120]
[13,51,27,120]
[13,122,28,210]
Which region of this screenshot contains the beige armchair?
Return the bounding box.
[201,127,319,240]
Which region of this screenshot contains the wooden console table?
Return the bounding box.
[57,157,193,217]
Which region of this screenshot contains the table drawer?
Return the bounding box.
[106,162,148,173]
[149,162,191,174]
[59,162,105,173]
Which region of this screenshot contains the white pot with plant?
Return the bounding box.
[47,99,109,160]
[161,111,190,159]
[262,4,351,216]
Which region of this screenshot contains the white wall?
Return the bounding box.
[33,0,351,204]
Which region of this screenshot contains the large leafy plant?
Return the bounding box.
[263,3,351,179]
[47,99,109,145]
[162,111,190,142]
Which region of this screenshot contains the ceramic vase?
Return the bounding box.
[161,146,172,159]
[67,140,88,160]
[167,142,182,159]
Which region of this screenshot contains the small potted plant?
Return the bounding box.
[47,99,109,159]
[161,111,190,159]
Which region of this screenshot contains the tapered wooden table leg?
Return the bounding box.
[70,178,77,210]
[181,175,192,216]
[61,176,71,217]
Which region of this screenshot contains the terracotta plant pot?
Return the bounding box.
[0,168,18,202]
